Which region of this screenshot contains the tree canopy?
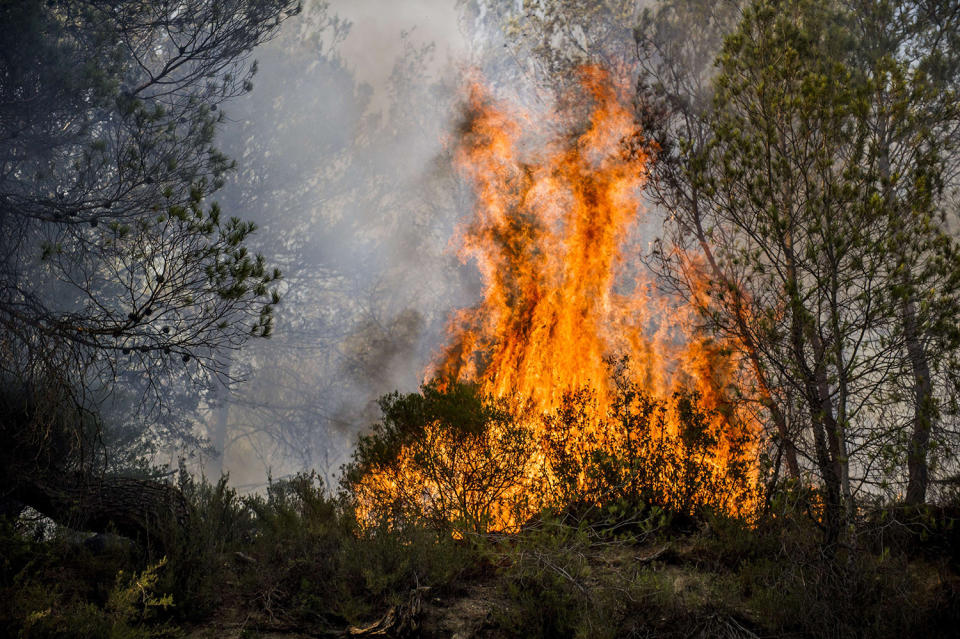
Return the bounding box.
[638,0,960,539]
[0,0,298,540]
[0,0,295,402]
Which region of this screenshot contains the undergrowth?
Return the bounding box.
[2,474,959,638]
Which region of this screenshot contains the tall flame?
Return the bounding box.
[439,67,662,415]
[353,68,757,529]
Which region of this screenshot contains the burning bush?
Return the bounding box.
[344,375,755,533]
[343,382,536,534]
[344,68,760,534]
[541,381,754,518]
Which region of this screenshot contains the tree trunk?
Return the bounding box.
[692,209,800,477]
[211,389,230,477]
[785,238,843,544]
[790,311,843,543]
[210,353,234,477]
[802,378,844,545]
[877,117,936,506]
[903,296,934,505]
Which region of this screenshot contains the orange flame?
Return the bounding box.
[439,67,659,413]
[353,67,758,530]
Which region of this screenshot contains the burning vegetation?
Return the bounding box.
[8,2,960,637]
[346,68,758,532]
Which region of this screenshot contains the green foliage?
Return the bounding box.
[488,490,960,638]
[162,467,255,621]
[0,0,296,461]
[1,523,177,639]
[492,515,619,637]
[239,472,475,629]
[4,475,960,637]
[856,496,960,566]
[733,530,953,637]
[491,512,748,639]
[642,0,960,540]
[25,558,175,639]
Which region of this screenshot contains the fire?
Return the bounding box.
[439,67,658,413]
[350,67,758,531]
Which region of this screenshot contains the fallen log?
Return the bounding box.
[9,471,189,545]
[0,382,190,547]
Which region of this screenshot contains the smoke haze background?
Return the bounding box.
[189,0,652,491]
[194,0,475,489]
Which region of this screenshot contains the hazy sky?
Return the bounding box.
[207,0,479,488]
[333,0,468,110]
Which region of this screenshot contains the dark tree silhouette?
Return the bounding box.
[0,0,298,540]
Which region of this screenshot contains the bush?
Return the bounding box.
[490,513,749,639]
[15,558,176,639]
[344,377,755,536]
[698,489,960,638]
[541,382,755,518]
[344,381,536,534]
[0,512,173,639]
[162,466,255,621]
[238,472,477,630]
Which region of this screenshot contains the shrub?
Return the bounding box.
[542,382,755,518]
[162,466,254,621]
[239,472,476,629]
[491,513,749,639]
[344,381,536,534]
[17,559,176,639]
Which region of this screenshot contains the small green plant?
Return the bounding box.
[106,558,175,628]
[18,559,176,639]
[163,466,254,620]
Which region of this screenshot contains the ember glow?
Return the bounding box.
[355,68,757,529]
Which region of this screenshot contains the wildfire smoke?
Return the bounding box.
[350,67,757,530]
